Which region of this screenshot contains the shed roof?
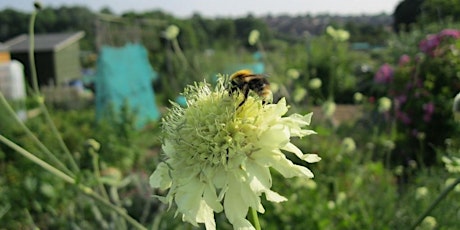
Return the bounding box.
[0,43,8,52]
[4,31,85,53]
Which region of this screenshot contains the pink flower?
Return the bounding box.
[396,111,411,125]
[419,29,460,56]
[439,29,460,39]
[374,63,394,84]
[394,95,407,109]
[398,54,411,66]
[423,102,435,114]
[419,34,440,55]
[423,102,435,122]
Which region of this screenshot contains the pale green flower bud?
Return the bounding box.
[336,192,347,205]
[415,186,428,200]
[34,95,45,104]
[394,165,404,176]
[418,216,437,230]
[248,29,260,46]
[354,92,363,103]
[286,68,300,79]
[84,138,101,152]
[382,140,395,150]
[164,25,180,40]
[341,137,356,154]
[34,1,42,10]
[326,26,350,42]
[293,87,307,103]
[308,78,322,89]
[322,100,336,118]
[408,160,418,169]
[327,200,336,210]
[378,97,392,113]
[416,132,426,140]
[305,179,317,190]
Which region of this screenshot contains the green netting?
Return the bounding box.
[95,43,160,128]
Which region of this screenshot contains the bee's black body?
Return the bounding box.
[229,70,271,107]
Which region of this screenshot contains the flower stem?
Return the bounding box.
[0,92,75,177]
[28,10,39,93]
[0,134,75,184]
[249,207,261,230]
[0,134,147,230]
[28,6,80,173]
[410,176,460,230]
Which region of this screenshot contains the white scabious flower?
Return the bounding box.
[308,78,322,89]
[293,87,307,103]
[322,100,336,118]
[248,29,260,46]
[353,92,363,103]
[150,76,319,230]
[326,26,350,42]
[163,25,180,40]
[378,97,392,113]
[286,68,300,80]
[341,137,356,154]
[415,186,429,200]
[419,216,437,230]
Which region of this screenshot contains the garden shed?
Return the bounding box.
[4,31,85,87]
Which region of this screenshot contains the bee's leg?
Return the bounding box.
[237,87,249,108]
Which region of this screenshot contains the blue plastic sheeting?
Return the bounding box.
[95,43,160,128]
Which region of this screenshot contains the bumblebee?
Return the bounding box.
[229,69,272,107]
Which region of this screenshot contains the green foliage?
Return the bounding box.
[393,0,460,32]
[376,27,460,165]
[420,0,460,23]
[0,106,161,229]
[0,9,29,41]
[1,5,460,229]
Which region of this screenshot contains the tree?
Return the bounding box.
[0,9,28,41]
[393,0,424,32]
[420,0,460,23]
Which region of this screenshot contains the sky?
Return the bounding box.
[1,0,401,17]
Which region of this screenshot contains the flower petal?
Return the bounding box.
[265,190,288,202]
[301,154,322,163]
[269,150,315,178]
[175,178,205,226]
[149,162,172,190]
[203,182,223,213]
[195,200,216,230]
[281,142,304,159]
[246,161,272,194]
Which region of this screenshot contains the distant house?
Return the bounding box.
[4,31,85,87]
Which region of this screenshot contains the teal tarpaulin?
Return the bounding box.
[95,43,160,128]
